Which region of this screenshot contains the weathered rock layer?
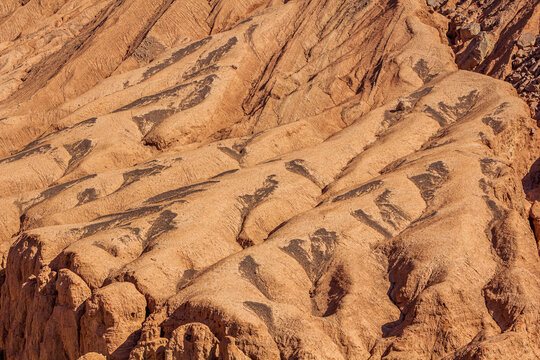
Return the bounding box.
[0,0,538,359]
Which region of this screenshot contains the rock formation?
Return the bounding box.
[0,0,538,359]
[428,0,540,120]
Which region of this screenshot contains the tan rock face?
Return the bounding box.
[80,282,146,359]
[0,0,539,359]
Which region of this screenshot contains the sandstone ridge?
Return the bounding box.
[0,0,539,359]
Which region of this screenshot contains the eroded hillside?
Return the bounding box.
[0,0,539,359]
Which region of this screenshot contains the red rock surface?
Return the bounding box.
[0,0,539,359]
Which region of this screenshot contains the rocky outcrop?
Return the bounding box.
[0,0,538,359]
[427,0,540,121]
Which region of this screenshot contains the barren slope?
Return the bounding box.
[0,0,539,359]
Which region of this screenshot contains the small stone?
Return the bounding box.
[426,0,443,8]
[525,83,538,92]
[517,32,536,49]
[473,31,492,59]
[509,73,521,83]
[458,31,493,70]
[529,59,539,70]
[515,77,525,87]
[515,49,526,58]
[459,23,481,41]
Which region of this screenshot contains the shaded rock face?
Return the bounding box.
[0,0,538,359]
